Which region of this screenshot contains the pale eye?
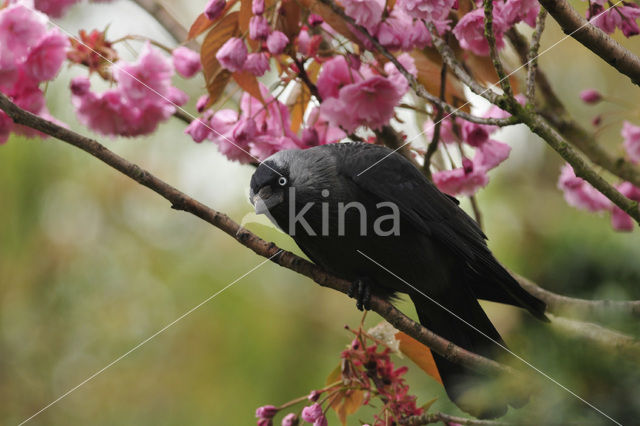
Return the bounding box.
[278,176,288,186]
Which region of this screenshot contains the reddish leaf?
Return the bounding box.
[335,389,364,425]
[411,50,469,112]
[276,0,301,39]
[187,0,239,40]
[395,331,443,385]
[201,12,240,103]
[288,61,320,133]
[232,70,265,105]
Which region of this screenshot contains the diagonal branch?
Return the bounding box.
[0,91,513,378]
[483,0,513,98]
[538,0,640,86]
[526,9,547,103]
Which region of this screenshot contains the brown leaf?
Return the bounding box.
[276,0,301,39]
[465,53,520,94]
[201,12,240,104]
[288,60,320,133]
[411,50,469,112]
[232,70,265,105]
[395,331,443,385]
[239,0,260,50]
[325,363,342,386]
[335,389,364,425]
[188,0,239,40]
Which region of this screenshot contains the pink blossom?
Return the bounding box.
[232,117,258,144]
[580,89,602,104]
[266,31,289,54]
[250,15,271,41]
[255,405,278,419]
[33,0,80,18]
[301,404,322,422]
[313,415,327,426]
[610,182,640,231]
[433,160,490,196]
[70,76,91,96]
[257,419,272,426]
[460,120,490,147]
[308,14,323,26]
[397,0,455,21]
[250,135,300,160]
[502,0,540,27]
[281,413,299,426]
[25,29,70,81]
[384,53,417,96]
[167,87,188,106]
[590,5,640,37]
[185,114,212,143]
[210,109,254,163]
[453,8,506,56]
[196,94,210,113]
[216,37,248,72]
[557,163,612,212]
[621,121,640,163]
[341,0,385,31]
[316,56,362,100]
[297,29,322,57]
[306,107,345,145]
[205,0,226,20]
[252,0,265,15]
[0,48,18,90]
[243,53,270,76]
[114,42,173,106]
[0,111,12,144]
[172,46,201,78]
[321,76,402,132]
[423,117,458,144]
[0,5,48,58]
[475,139,511,169]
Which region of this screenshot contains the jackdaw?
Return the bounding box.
[249,142,547,418]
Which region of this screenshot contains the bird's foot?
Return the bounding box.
[348,277,372,311]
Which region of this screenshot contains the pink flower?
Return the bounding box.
[308,14,323,26]
[590,5,640,37]
[433,160,490,196]
[33,0,81,18]
[306,107,345,145]
[243,53,270,76]
[281,413,299,426]
[453,8,506,56]
[25,29,69,81]
[397,0,455,21]
[384,52,417,96]
[460,120,490,146]
[297,29,322,57]
[474,139,511,169]
[216,37,248,71]
[342,0,385,31]
[232,117,258,144]
[621,121,640,163]
[185,114,213,143]
[423,117,458,144]
[252,0,265,15]
[313,415,327,426]
[210,109,254,163]
[196,94,210,113]
[114,42,174,106]
[172,46,201,78]
[255,405,278,419]
[580,89,602,104]
[301,403,322,422]
[205,0,226,20]
[557,163,612,212]
[0,5,48,58]
[321,76,402,132]
[316,56,362,100]
[250,15,271,41]
[502,0,540,27]
[70,76,91,96]
[257,419,272,426]
[266,31,289,54]
[167,87,189,106]
[610,182,640,231]
[250,135,300,160]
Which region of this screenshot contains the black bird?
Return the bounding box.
[249,142,547,418]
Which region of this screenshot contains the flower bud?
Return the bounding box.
[579,89,602,104]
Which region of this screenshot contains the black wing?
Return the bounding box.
[334,143,547,320]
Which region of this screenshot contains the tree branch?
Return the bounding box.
[538,0,640,86]
[483,0,513,98]
[131,0,189,44]
[506,27,640,188]
[424,60,448,179]
[526,9,547,103]
[403,411,513,425]
[0,91,514,378]
[515,275,640,318]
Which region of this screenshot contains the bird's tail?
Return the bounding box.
[409,288,528,419]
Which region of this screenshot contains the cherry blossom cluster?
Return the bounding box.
[587,0,640,37]
[0,3,69,143]
[254,325,424,426]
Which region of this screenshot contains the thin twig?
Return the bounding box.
[483,0,513,98]
[424,60,448,179]
[131,0,190,45]
[402,411,513,425]
[526,9,548,103]
[0,91,514,378]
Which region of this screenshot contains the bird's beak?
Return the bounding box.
[251,185,284,215]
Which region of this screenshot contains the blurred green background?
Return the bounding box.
[1,1,640,425]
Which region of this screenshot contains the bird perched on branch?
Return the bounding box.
[250,142,548,419]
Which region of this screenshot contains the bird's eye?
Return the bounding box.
[278,176,288,186]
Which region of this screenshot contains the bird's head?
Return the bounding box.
[249,150,295,217]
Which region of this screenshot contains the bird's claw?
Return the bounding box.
[349,278,372,311]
